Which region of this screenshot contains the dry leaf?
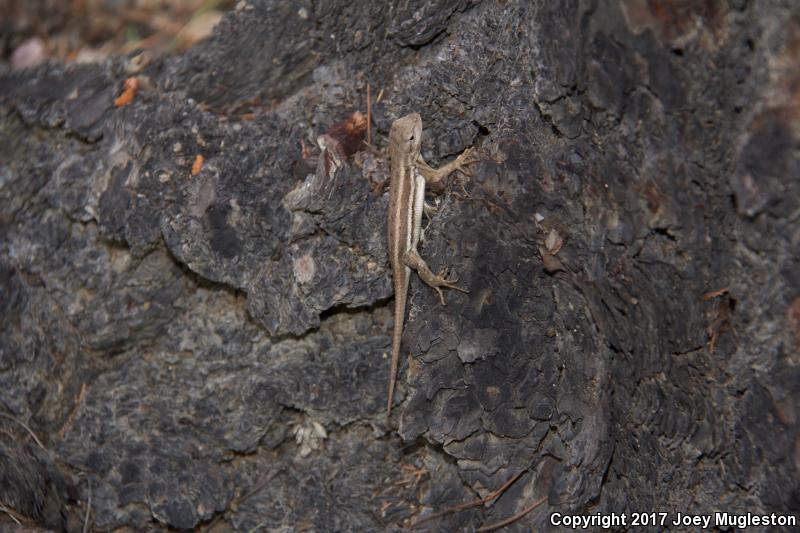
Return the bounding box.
[191,154,204,176]
[114,77,139,107]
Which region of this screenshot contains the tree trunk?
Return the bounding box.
[1,1,798,531]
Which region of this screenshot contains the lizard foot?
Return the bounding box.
[429,267,469,305]
[453,147,480,176]
[403,250,469,305]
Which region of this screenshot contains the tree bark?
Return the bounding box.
[1,1,798,531]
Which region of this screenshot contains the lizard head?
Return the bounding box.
[389,112,423,156]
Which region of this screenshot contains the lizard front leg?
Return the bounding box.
[416,147,478,189]
[402,249,468,305]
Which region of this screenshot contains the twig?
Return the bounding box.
[702,287,729,300]
[412,471,524,528]
[0,504,22,525]
[247,518,270,533]
[0,412,46,452]
[234,471,278,506]
[476,495,547,532]
[83,477,92,533]
[58,382,87,440]
[366,83,372,147]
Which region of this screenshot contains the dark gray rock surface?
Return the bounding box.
[1,1,798,531]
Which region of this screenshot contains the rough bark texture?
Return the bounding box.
[1,1,799,531]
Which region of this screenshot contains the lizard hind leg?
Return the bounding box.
[402,249,468,305]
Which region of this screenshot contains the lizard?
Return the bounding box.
[386,112,476,419]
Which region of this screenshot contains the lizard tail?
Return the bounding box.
[386,296,406,419]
